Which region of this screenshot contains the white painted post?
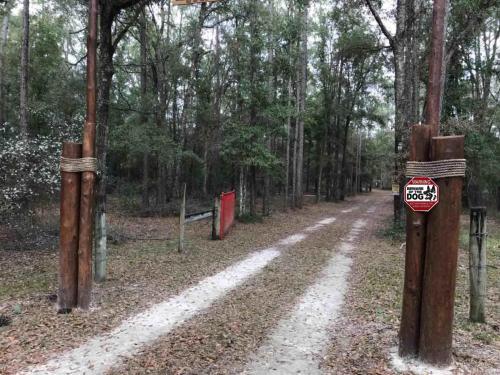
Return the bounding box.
[94,211,107,282]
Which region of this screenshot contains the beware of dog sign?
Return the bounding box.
[404,176,439,212]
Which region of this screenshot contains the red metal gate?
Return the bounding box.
[220,191,235,239]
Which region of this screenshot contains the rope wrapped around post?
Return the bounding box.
[60,157,98,173]
[405,159,466,179]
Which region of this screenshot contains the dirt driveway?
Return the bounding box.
[1,191,498,374]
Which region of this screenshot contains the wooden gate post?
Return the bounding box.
[419,136,464,366]
[77,0,98,309]
[399,125,431,357]
[58,143,82,312]
[469,207,487,323]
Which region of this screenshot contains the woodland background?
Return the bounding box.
[0,0,498,251]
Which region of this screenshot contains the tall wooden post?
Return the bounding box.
[469,207,487,323]
[425,0,447,136]
[58,143,82,312]
[77,0,98,309]
[419,136,464,366]
[399,125,431,357]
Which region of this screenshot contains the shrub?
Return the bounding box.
[0,127,68,223]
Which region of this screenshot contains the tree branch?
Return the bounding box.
[112,3,146,52]
[445,0,497,62]
[364,0,395,50]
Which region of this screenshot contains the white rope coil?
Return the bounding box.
[60,157,98,173]
[405,159,466,179]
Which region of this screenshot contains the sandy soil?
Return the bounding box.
[0,195,366,374]
[108,199,371,374]
[322,194,500,375]
[1,191,498,374]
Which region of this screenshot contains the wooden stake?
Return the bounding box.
[178,183,186,253]
[58,142,82,312]
[77,0,98,309]
[212,196,221,240]
[419,136,464,366]
[469,207,487,323]
[399,125,431,357]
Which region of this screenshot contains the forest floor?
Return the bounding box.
[0,190,498,374]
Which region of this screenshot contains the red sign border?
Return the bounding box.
[404,176,439,213]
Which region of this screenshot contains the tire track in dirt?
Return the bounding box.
[1,198,361,374]
[322,192,500,374]
[242,218,368,374]
[20,215,340,375]
[107,195,384,374]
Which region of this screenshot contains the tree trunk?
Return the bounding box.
[202,142,209,196]
[140,11,149,211]
[174,4,206,198]
[315,137,324,203]
[0,4,12,126]
[157,163,167,209]
[329,59,344,201]
[142,154,149,210]
[292,109,298,207]
[393,34,405,220]
[263,168,270,215]
[249,166,257,216]
[211,20,223,197]
[295,0,308,209]
[339,119,350,200]
[19,0,29,138]
[393,0,409,223]
[178,183,186,253]
[151,4,171,206]
[247,0,260,215]
[284,77,292,209]
[324,129,333,201]
[94,4,115,283]
[354,132,360,194]
[332,121,341,200]
[238,166,246,216]
[263,5,274,217]
[305,138,310,194]
[497,187,500,212]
